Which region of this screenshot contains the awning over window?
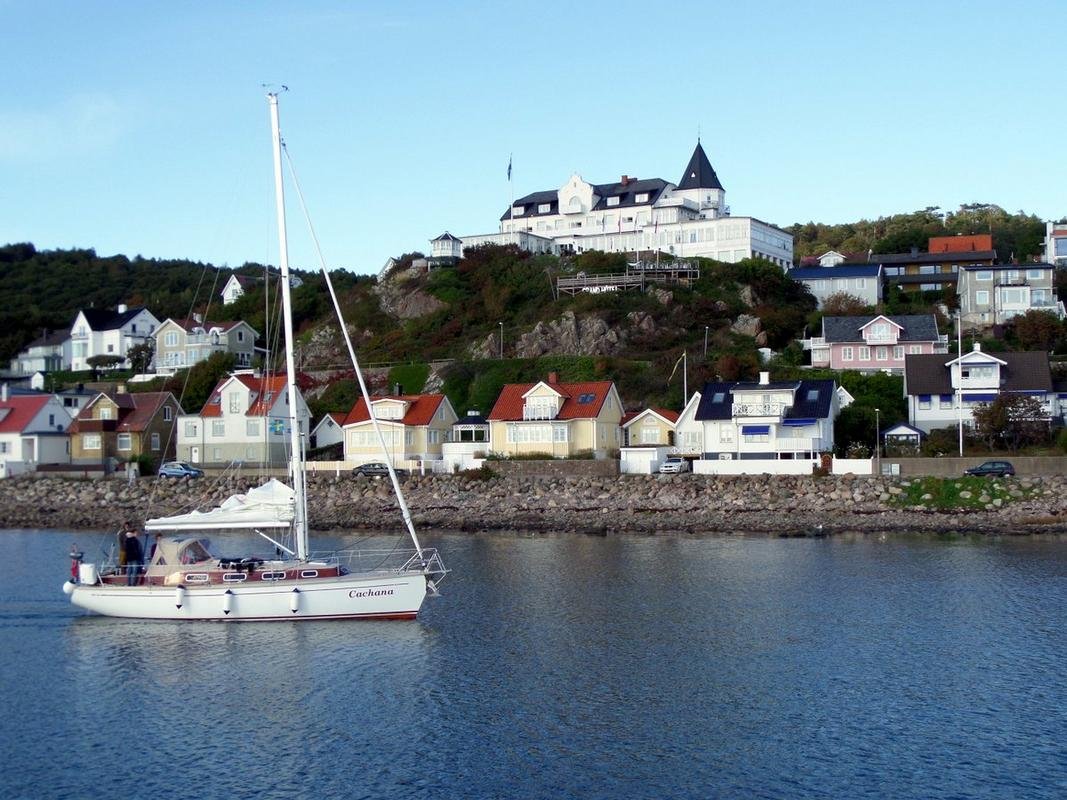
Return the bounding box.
[918,394,931,401]
[963,393,997,402]
[782,418,817,427]
[741,425,770,435]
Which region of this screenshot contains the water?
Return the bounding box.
[2,529,1066,800]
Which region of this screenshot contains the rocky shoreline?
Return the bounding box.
[3,472,1067,537]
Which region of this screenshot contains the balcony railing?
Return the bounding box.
[522,408,557,421]
[731,402,784,418]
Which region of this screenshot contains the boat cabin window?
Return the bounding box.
[179,540,214,564]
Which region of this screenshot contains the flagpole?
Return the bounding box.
[507,154,514,248]
[683,351,688,406]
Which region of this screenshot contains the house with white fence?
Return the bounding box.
[342,394,458,470]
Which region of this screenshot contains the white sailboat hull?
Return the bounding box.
[65,572,429,621]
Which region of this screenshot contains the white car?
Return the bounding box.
[658,457,690,474]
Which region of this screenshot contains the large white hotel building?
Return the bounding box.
[430,143,793,269]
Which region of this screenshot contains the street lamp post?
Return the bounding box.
[956,312,963,456]
[703,326,709,358]
[498,322,503,359]
[874,407,881,475]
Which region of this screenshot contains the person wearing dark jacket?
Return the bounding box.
[124,529,144,586]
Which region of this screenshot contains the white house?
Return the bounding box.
[69,305,160,372]
[786,264,883,309]
[176,371,310,465]
[310,412,345,449]
[8,329,70,376]
[221,272,302,305]
[154,317,258,375]
[673,373,840,473]
[1043,222,1067,268]
[0,386,71,477]
[432,143,793,269]
[903,345,1058,433]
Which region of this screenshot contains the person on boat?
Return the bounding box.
[124,527,144,586]
[148,532,162,563]
[116,523,130,572]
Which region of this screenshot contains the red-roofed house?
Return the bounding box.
[486,373,623,459]
[68,389,180,467]
[154,317,259,375]
[310,411,346,449]
[342,394,458,469]
[0,387,72,477]
[176,371,310,466]
[621,408,679,446]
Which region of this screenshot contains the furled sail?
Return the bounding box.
[145,478,295,531]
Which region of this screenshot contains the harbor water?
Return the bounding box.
[1,529,1065,799]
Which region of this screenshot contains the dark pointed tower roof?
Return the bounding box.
[677,142,723,191]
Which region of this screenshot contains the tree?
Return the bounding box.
[822,292,871,316]
[972,394,1048,452]
[127,342,154,374]
[85,354,124,378]
[1011,310,1063,351]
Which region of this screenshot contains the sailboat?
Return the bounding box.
[62,92,446,621]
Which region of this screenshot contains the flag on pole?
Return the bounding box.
[507,155,512,182]
[666,351,685,386]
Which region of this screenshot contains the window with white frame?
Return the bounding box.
[212,447,222,460]
[640,426,659,444]
[876,347,888,361]
[894,346,904,360]
[537,203,551,213]
[940,394,954,409]
[975,290,990,306]
[606,197,620,207]
[842,347,853,361]
[246,419,260,437]
[184,422,198,437]
[151,433,160,451]
[743,433,769,444]
[720,425,734,443]
[99,407,112,421]
[1026,268,1044,280]
[854,278,867,289]
[229,393,242,413]
[212,420,225,437]
[918,395,932,410]
[683,431,702,448]
[83,434,101,450]
[165,331,179,347]
[553,425,568,443]
[117,433,131,451]
[237,330,245,342]
[163,406,172,422]
[975,271,993,281]
[635,193,648,203]
[858,346,870,360]
[909,345,921,354]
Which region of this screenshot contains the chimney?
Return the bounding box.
[759,371,770,385]
[392,383,402,396]
[117,303,128,314]
[973,342,982,352]
[116,383,127,394]
[620,175,630,186]
[1,383,8,402]
[548,371,559,384]
[193,312,203,324]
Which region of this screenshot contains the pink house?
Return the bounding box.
[807,314,946,372]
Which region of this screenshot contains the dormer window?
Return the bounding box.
[635,193,648,203]
[513,205,525,216]
[607,197,620,207]
[538,203,551,213]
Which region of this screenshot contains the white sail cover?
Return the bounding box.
[145,478,295,531]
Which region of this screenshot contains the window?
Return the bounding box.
[961,365,995,380]
[720,425,734,443]
[711,392,726,403]
[918,395,932,410]
[635,193,648,203]
[237,331,245,342]
[553,426,568,443]
[212,447,222,460]
[184,422,198,437]
[246,420,260,437]
[607,196,620,207]
[107,344,114,353]
[151,433,160,451]
[975,271,993,281]
[640,426,659,444]
[854,278,866,289]
[842,347,853,361]
[806,389,820,402]
[876,347,888,361]
[428,429,440,445]
[940,394,954,409]
[0,442,7,454]
[117,433,131,451]
[163,406,172,422]
[743,433,769,444]
[894,346,904,360]
[1027,268,1045,280]
[537,203,551,213]
[84,434,101,450]
[858,346,870,361]
[909,345,921,355]
[99,407,112,421]
[212,420,225,437]
[48,414,55,426]
[165,332,179,347]
[229,393,242,413]
[513,205,524,216]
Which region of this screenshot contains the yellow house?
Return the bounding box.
[342,394,458,469]
[68,389,180,467]
[621,408,679,446]
[487,373,623,459]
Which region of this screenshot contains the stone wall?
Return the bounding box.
[486,459,620,478]
[4,471,1067,536]
[884,456,1067,477]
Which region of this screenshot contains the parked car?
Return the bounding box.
[659,456,691,474]
[964,460,1015,477]
[158,461,204,478]
[353,462,409,478]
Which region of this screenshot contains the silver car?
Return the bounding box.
[658,457,690,474]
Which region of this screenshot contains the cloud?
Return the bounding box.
[0,93,124,162]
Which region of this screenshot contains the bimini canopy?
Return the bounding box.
[146,478,295,531]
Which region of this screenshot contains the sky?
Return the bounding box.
[3,1,1065,275]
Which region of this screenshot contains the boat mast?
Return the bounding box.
[268,91,309,561]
